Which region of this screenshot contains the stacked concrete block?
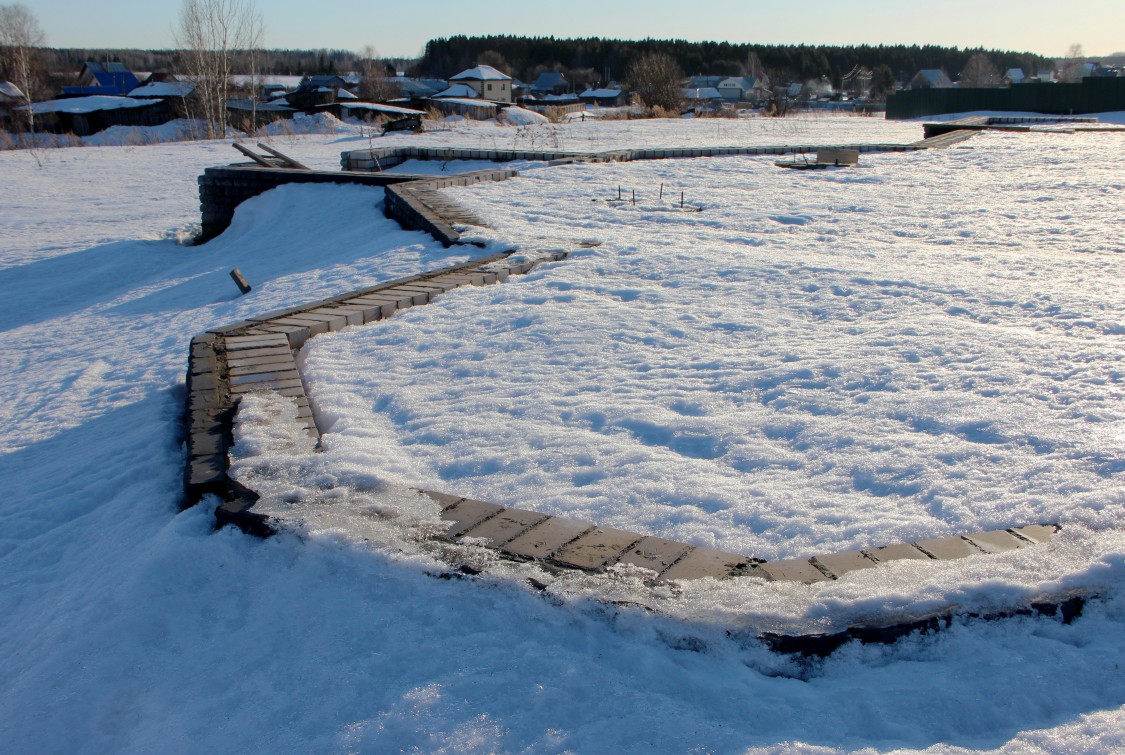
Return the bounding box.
[417,490,1060,585]
[183,250,571,525]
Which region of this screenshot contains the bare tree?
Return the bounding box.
[1058,43,1086,83]
[960,51,1001,88]
[357,45,396,102]
[627,52,684,114]
[0,3,45,137]
[175,0,264,139]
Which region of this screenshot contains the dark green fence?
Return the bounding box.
[887,77,1125,119]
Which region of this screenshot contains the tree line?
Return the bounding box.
[40,47,389,79]
[419,35,1053,88]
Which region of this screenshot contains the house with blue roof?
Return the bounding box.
[62,62,141,97]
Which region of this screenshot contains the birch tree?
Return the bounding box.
[0,4,45,137]
[627,53,684,114]
[175,0,264,139]
[960,52,1001,88]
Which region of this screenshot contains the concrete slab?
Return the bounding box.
[225,334,290,351]
[615,536,693,576]
[190,430,225,456]
[458,508,548,548]
[226,354,297,370]
[338,298,399,319]
[420,490,464,510]
[308,307,363,327]
[812,550,878,577]
[439,498,504,538]
[965,529,1030,553]
[867,543,933,562]
[1010,524,1060,544]
[501,517,594,560]
[913,536,984,560]
[228,369,302,386]
[349,293,417,309]
[279,311,351,330]
[551,527,644,570]
[656,546,750,582]
[265,317,330,336]
[221,346,292,362]
[230,378,305,394]
[189,372,218,391]
[188,454,226,485]
[241,325,310,349]
[759,558,833,583]
[378,288,429,306]
[330,303,387,324]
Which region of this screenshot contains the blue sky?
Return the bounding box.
[32,0,1123,59]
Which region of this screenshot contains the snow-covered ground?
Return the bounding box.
[2,115,1124,752]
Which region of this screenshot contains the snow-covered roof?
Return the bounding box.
[531,72,568,90]
[337,88,358,100]
[450,65,511,82]
[912,69,953,88]
[688,75,725,89]
[127,81,196,98]
[338,102,425,115]
[0,80,25,99]
[429,97,497,109]
[682,87,724,100]
[1005,68,1026,82]
[580,88,622,98]
[433,83,479,99]
[718,77,760,90]
[226,98,294,112]
[391,78,447,97]
[22,96,162,114]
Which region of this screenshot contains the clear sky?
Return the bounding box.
[30,0,1124,59]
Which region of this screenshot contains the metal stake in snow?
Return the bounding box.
[680,192,684,209]
[230,268,252,295]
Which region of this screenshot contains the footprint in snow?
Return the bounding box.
[768,215,812,225]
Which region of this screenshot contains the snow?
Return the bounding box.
[581,88,623,98]
[0,80,25,99]
[433,83,481,99]
[339,101,426,116]
[496,105,549,125]
[23,95,162,114]
[432,96,496,108]
[450,64,512,81]
[2,115,1125,751]
[127,81,197,98]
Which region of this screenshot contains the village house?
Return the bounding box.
[1,80,25,117]
[681,86,724,111]
[530,72,569,96]
[909,69,954,89]
[578,86,626,107]
[62,62,141,97]
[716,75,770,104]
[448,64,513,103]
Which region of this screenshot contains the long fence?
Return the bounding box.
[887,76,1125,120]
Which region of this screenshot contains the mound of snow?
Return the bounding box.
[260,111,350,136]
[497,106,549,126]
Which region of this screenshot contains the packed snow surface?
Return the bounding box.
[2,115,1124,752]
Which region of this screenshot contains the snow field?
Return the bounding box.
[302,132,1124,562]
[2,116,1124,752]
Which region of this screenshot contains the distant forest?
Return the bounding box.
[419,36,1054,87]
[38,36,1077,92]
[41,47,405,81]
